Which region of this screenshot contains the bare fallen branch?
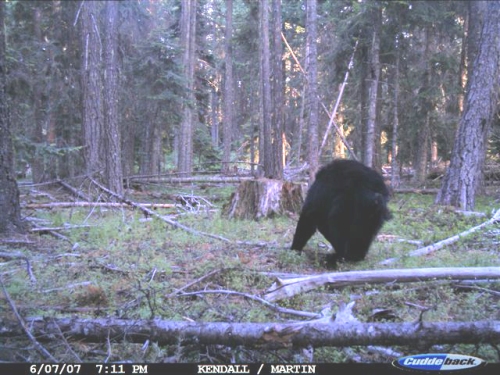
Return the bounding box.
[0,278,56,361]
[176,289,320,319]
[264,267,500,302]
[30,224,92,232]
[168,268,227,297]
[380,208,500,265]
[90,178,232,243]
[393,188,439,195]
[126,175,253,184]
[31,223,72,244]
[57,180,91,201]
[1,316,499,349]
[0,251,36,283]
[23,202,178,209]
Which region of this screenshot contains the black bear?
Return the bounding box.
[291,159,391,267]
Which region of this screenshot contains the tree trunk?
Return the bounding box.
[390,41,400,189]
[31,5,45,183]
[210,87,219,148]
[223,179,304,220]
[0,1,24,234]
[80,1,104,176]
[221,0,233,174]
[138,104,161,177]
[363,5,381,168]
[103,1,123,196]
[306,0,319,181]
[436,2,500,209]
[413,27,432,184]
[259,0,273,178]
[270,0,284,179]
[177,0,197,176]
[4,317,499,349]
[295,85,306,165]
[121,103,135,179]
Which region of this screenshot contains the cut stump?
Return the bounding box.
[223,179,305,220]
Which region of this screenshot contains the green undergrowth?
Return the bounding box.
[1,185,499,363]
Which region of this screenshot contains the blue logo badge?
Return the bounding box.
[393,353,486,371]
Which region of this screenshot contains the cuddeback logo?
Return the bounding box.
[393,353,486,372]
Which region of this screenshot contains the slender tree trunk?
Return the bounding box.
[80,1,104,176]
[31,6,45,183]
[259,0,273,178]
[306,0,319,181]
[363,5,381,168]
[436,1,500,210]
[466,1,488,194]
[391,43,400,189]
[271,0,284,179]
[413,27,432,184]
[210,86,219,148]
[121,106,135,178]
[103,1,123,196]
[222,0,233,174]
[178,0,197,176]
[294,86,306,165]
[138,103,163,177]
[0,1,24,234]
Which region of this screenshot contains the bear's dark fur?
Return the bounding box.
[291,159,391,267]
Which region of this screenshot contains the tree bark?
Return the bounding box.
[413,27,432,184]
[223,180,304,220]
[259,0,273,178]
[80,1,104,176]
[103,1,123,196]
[31,5,45,183]
[363,5,381,168]
[3,317,499,349]
[436,2,500,209]
[0,1,24,234]
[271,0,284,179]
[391,41,400,188]
[221,0,233,174]
[177,0,197,176]
[306,0,319,182]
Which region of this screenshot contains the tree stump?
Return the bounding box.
[223,179,305,220]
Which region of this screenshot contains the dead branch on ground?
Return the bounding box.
[380,208,500,265]
[30,224,92,232]
[0,251,36,283]
[264,267,500,302]
[23,202,178,209]
[175,289,320,319]
[89,178,233,243]
[126,175,253,184]
[393,188,439,194]
[1,316,498,349]
[0,277,56,361]
[57,180,91,201]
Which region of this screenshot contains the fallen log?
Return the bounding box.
[380,207,500,265]
[89,178,233,243]
[264,267,500,302]
[22,202,178,209]
[57,180,91,201]
[126,175,253,184]
[393,188,439,195]
[2,316,498,349]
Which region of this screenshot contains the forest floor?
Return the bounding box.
[1,180,500,363]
